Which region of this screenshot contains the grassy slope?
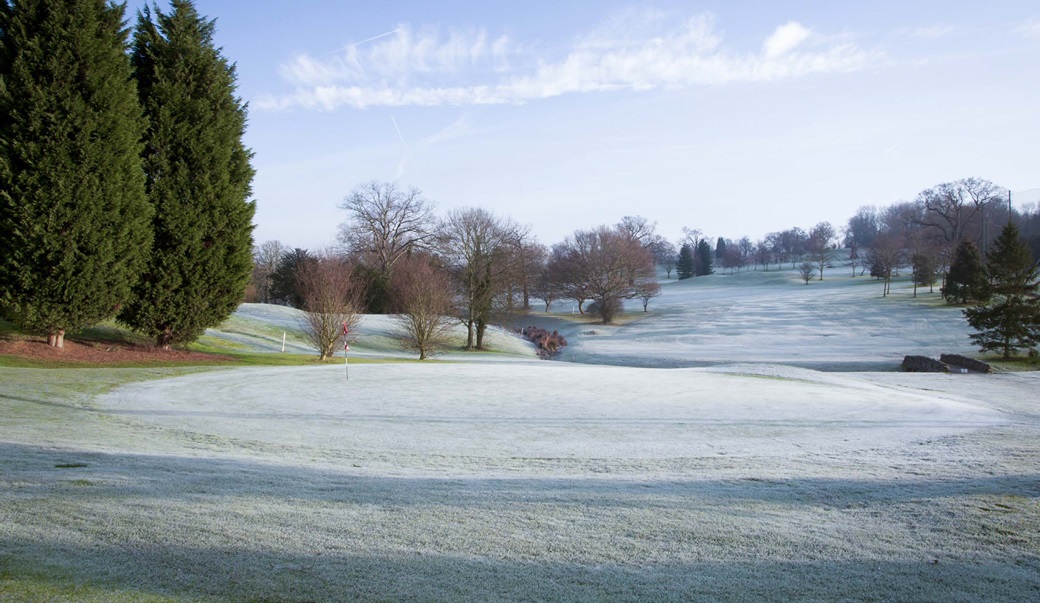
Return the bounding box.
[0,306,536,368]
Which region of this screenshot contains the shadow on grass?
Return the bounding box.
[3,543,1037,603]
[2,442,1039,602]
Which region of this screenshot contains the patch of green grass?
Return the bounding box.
[986,354,1040,372]
[193,334,251,350]
[0,353,235,370]
[216,314,307,342]
[0,354,58,368]
[0,344,409,369]
[0,573,200,603]
[0,316,21,337]
[70,321,151,346]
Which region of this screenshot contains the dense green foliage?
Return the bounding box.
[119,0,255,347]
[269,248,313,307]
[945,239,989,304]
[715,237,727,261]
[0,0,152,345]
[696,239,715,276]
[964,222,1040,358]
[676,244,695,280]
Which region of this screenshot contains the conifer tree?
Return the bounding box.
[0,0,151,347]
[120,0,255,348]
[963,222,1040,358]
[696,239,715,276]
[944,239,988,304]
[676,244,695,280]
[715,237,727,261]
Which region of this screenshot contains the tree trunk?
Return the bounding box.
[157,327,174,350]
[476,320,488,350]
[465,319,475,350]
[48,329,66,348]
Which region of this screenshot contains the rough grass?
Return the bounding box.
[0,317,21,338]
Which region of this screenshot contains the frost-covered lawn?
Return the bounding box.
[548,269,977,370]
[1,267,1038,602]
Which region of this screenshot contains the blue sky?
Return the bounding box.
[129,1,1040,250]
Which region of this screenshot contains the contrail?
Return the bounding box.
[390,113,418,182]
[326,29,401,56]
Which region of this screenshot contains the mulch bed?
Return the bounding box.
[0,337,235,365]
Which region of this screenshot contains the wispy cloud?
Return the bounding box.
[259,11,880,111]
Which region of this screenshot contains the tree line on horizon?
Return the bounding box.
[253,176,1040,359]
[0,0,254,349]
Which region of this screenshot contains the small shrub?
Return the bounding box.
[518,326,568,359]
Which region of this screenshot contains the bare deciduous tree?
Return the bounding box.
[808,222,836,280]
[635,278,661,311]
[845,207,880,277]
[680,226,704,249]
[869,231,905,297]
[617,215,657,246]
[533,267,562,312]
[549,226,655,324]
[251,240,286,303]
[915,177,1003,261]
[440,207,517,350]
[546,242,591,313]
[391,255,454,360]
[337,181,436,279]
[798,262,815,285]
[504,224,545,312]
[296,253,364,361]
[648,237,677,278]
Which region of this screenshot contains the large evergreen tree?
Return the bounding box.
[695,239,715,276]
[0,0,152,347]
[944,239,988,304]
[963,222,1040,358]
[676,243,695,280]
[119,0,255,348]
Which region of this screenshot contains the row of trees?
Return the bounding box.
[250,182,663,358]
[252,176,1040,359]
[0,0,254,349]
[667,178,1040,304]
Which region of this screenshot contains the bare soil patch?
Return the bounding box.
[0,337,233,365]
